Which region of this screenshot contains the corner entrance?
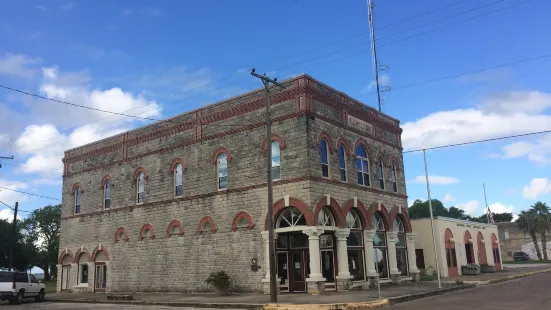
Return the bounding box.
[276,232,312,293]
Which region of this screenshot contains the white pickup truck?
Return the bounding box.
[0,271,46,304]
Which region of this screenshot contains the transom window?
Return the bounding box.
[104,179,111,210]
[377,158,385,190]
[391,163,398,193]
[320,139,329,178]
[339,146,347,182]
[317,207,336,227]
[355,146,370,186]
[346,211,362,229]
[174,163,183,197]
[272,141,281,181]
[217,153,228,190]
[75,187,81,214]
[276,207,307,228]
[238,217,249,228]
[137,172,145,204]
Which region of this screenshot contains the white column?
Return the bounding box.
[406,233,420,274]
[335,228,352,279]
[303,227,325,280]
[261,231,273,279]
[386,231,400,275]
[363,230,377,277]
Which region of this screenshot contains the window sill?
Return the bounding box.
[218,188,228,192]
[75,283,89,287]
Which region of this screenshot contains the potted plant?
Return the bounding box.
[461,264,480,275]
[480,263,496,273]
[206,271,231,295]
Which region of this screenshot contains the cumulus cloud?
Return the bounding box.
[0,209,22,222]
[487,202,518,221]
[497,134,551,166]
[408,175,460,185]
[443,194,455,203]
[455,200,481,215]
[365,74,391,93]
[522,178,551,199]
[480,90,551,115]
[0,53,41,79]
[0,179,28,207]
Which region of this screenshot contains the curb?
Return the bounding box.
[45,299,264,309]
[455,268,551,285]
[264,299,389,310]
[387,284,474,305]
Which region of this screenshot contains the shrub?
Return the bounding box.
[461,263,480,270]
[205,271,231,289]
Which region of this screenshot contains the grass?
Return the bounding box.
[503,260,551,264]
[43,280,56,293]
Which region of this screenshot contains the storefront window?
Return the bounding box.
[394,217,408,276]
[346,210,364,280]
[372,212,389,279]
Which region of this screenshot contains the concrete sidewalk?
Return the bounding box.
[443,266,551,284]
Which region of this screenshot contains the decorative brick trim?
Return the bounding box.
[389,206,412,233]
[308,176,407,199]
[138,223,155,240]
[166,219,184,237]
[342,199,370,229]
[388,155,401,172]
[132,167,148,185]
[336,137,352,156]
[313,196,344,228]
[366,202,391,231]
[376,151,386,166]
[232,211,255,231]
[198,216,217,233]
[91,245,110,261]
[71,182,83,196]
[261,134,286,155]
[317,131,334,153]
[100,175,113,189]
[211,146,232,165]
[464,230,473,244]
[114,227,129,243]
[72,248,91,263]
[58,250,73,265]
[168,158,185,173]
[353,137,373,160]
[266,197,313,230]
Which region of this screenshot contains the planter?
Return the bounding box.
[461,267,480,275]
[480,265,496,273]
[214,286,229,296]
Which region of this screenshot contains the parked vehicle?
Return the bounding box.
[0,271,46,304]
[513,251,531,261]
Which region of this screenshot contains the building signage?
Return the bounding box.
[347,115,373,134]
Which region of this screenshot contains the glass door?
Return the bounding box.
[277,252,289,292]
[290,251,306,292]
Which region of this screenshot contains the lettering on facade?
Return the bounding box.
[457,224,465,227]
[466,225,472,228]
[473,226,481,229]
[347,115,373,134]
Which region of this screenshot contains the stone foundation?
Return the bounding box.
[262,279,281,295]
[410,271,420,282]
[335,276,353,291]
[306,279,325,295]
[390,273,401,284]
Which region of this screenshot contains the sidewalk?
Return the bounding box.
[443,266,551,284]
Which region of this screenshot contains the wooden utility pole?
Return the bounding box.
[250,69,285,303]
[9,202,18,272]
[0,155,14,168]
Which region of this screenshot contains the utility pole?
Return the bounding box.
[367,0,382,112]
[251,69,286,303]
[423,150,442,288]
[9,202,18,272]
[0,155,14,169]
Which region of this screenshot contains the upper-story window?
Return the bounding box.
[137,172,145,204]
[391,162,398,193]
[217,153,228,190]
[338,145,347,182]
[355,145,370,186]
[104,179,111,209]
[377,158,385,190]
[75,187,81,214]
[272,141,281,181]
[320,139,329,178]
[174,163,183,197]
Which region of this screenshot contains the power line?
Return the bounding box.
[0,199,31,213]
[0,186,61,201]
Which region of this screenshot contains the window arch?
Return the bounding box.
[377,157,385,190]
[338,145,347,182]
[272,141,281,181]
[317,207,337,227]
[139,224,155,240]
[394,216,408,276]
[391,162,398,192]
[114,227,129,243]
[232,211,255,231]
[373,212,389,279]
[355,145,370,186]
[198,216,217,233]
[320,139,329,178]
[217,153,228,190]
[166,219,184,237]
[276,207,307,228]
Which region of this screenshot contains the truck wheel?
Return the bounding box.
[15,291,24,304]
[35,289,45,302]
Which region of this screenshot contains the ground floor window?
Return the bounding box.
[465,244,474,264]
[446,248,457,268]
[396,248,408,276]
[80,264,88,284]
[347,249,364,281]
[415,249,425,269]
[493,249,501,264]
[373,248,389,279]
[95,264,107,290]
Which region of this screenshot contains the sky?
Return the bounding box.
[1,0,551,224]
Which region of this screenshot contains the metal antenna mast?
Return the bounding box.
[368,0,383,112]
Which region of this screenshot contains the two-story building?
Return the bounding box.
[57,74,419,295]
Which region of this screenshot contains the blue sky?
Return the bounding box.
[1,0,551,223]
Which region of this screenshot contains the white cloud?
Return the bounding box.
[443,194,455,203]
[0,179,28,207]
[60,2,75,11]
[487,202,518,221]
[522,178,551,200]
[0,209,22,222]
[458,68,511,84]
[401,90,551,151]
[0,53,41,79]
[408,175,460,185]
[456,200,481,215]
[498,134,551,166]
[365,74,391,93]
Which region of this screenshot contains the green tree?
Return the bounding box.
[23,204,61,280]
[408,199,448,219]
[517,210,542,260]
[0,219,34,271]
[530,202,550,261]
[448,206,471,220]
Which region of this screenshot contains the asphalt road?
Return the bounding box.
[389,272,551,310]
[0,303,240,310]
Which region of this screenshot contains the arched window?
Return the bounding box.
[276,207,307,228]
[174,163,183,197]
[373,212,389,279]
[78,253,89,284]
[394,217,408,276]
[317,207,336,227]
[104,179,111,210]
[320,139,329,178]
[75,187,81,214]
[272,141,281,181]
[391,163,398,193]
[377,158,385,190]
[339,146,347,182]
[355,146,370,186]
[217,153,228,190]
[137,172,145,204]
[347,210,365,281]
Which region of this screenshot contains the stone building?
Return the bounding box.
[498,222,551,260]
[56,74,419,295]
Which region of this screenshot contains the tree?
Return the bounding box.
[23,204,61,280]
[408,199,448,219]
[530,202,550,261]
[517,210,542,260]
[469,212,513,223]
[448,207,471,220]
[0,219,34,271]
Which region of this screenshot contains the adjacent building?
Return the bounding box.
[498,222,551,260]
[411,217,502,277]
[57,74,419,295]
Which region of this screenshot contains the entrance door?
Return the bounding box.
[95,264,106,291]
[277,252,289,292]
[465,244,474,264]
[290,251,306,292]
[61,266,70,291]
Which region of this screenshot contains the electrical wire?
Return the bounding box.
[0,186,61,201]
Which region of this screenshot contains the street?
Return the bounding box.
[5,303,243,310]
[389,272,551,310]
